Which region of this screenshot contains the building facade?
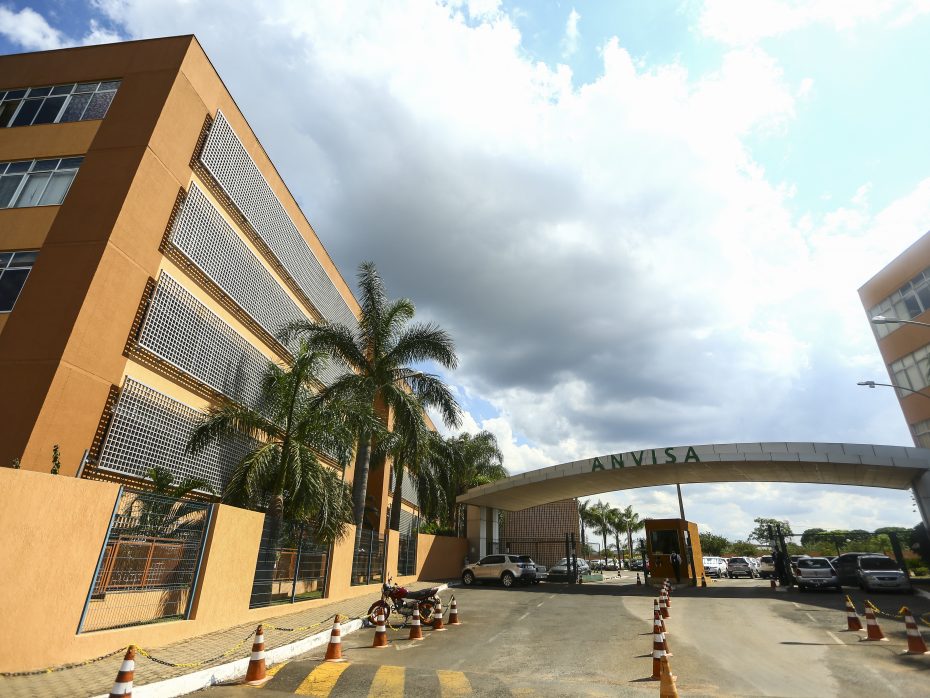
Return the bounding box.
[498,498,579,567]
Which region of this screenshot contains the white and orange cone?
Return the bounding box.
[844,596,863,632]
[408,605,424,641]
[650,622,666,680]
[245,625,268,685]
[324,616,346,662]
[903,607,929,655]
[665,583,672,607]
[659,655,679,697]
[432,598,446,631]
[654,607,667,635]
[448,596,461,625]
[659,593,669,619]
[636,573,642,586]
[863,607,887,642]
[372,609,389,648]
[700,574,707,588]
[655,616,672,656]
[770,578,777,589]
[108,646,135,697]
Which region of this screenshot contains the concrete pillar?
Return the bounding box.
[490,507,500,553]
[465,505,486,562]
[914,472,930,534]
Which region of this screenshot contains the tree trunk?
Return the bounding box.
[252,493,285,607]
[627,526,634,565]
[351,431,372,527]
[603,531,608,565]
[389,463,404,531]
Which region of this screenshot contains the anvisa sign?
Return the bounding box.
[590,446,701,472]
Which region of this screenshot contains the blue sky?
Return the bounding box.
[2,0,930,539]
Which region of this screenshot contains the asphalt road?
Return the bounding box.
[203,575,930,697]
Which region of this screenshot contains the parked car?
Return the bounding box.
[702,556,728,578]
[748,557,761,575]
[461,554,536,588]
[727,557,756,579]
[759,555,776,579]
[629,558,644,570]
[856,556,911,593]
[517,555,547,583]
[550,558,591,576]
[833,552,871,585]
[795,557,841,591]
[603,559,619,571]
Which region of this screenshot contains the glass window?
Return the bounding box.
[74,82,99,93]
[50,84,74,96]
[905,295,922,318]
[82,91,116,120]
[0,174,22,208]
[0,251,36,313]
[0,100,20,127]
[6,162,30,174]
[13,173,50,208]
[0,158,80,209]
[27,86,51,97]
[32,96,67,125]
[39,171,75,205]
[98,80,121,91]
[10,99,41,126]
[4,89,26,100]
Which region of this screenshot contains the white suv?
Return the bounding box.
[702,556,728,578]
[461,554,536,588]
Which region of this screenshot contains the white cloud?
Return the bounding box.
[78,1,925,534]
[699,0,930,45]
[0,6,65,50]
[561,7,581,58]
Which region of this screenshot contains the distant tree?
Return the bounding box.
[748,517,793,543]
[800,528,827,547]
[911,523,930,566]
[727,540,761,557]
[700,532,729,556]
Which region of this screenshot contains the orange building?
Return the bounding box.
[859,231,930,527]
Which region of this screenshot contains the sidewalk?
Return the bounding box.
[1,581,444,698]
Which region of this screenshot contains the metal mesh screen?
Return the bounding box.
[198,112,358,332]
[398,533,418,577]
[97,377,253,494]
[80,490,211,632]
[168,184,343,386]
[351,528,385,586]
[137,272,269,408]
[249,516,331,608]
[388,467,420,508]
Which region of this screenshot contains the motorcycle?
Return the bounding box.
[367,578,444,627]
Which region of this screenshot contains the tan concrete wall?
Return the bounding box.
[417,534,468,581]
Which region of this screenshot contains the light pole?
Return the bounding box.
[856,380,930,400]
[872,315,930,330]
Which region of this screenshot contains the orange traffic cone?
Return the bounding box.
[636,573,642,586]
[432,598,446,631]
[863,607,887,642]
[844,596,863,632]
[665,584,671,607]
[659,655,680,697]
[655,616,672,656]
[650,623,666,680]
[659,593,669,619]
[245,625,268,685]
[903,608,929,655]
[324,616,346,662]
[448,596,461,625]
[700,575,707,588]
[408,605,424,640]
[770,578,777,589]
[108,646,135,697]
[654,607,667,635]
[372,609,389,648]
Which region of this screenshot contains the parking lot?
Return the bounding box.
[205,575,930,697]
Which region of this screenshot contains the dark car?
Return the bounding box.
[833,552,871,585]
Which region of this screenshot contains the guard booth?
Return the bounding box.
[645,518,704,584]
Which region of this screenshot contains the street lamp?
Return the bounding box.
[857,380,930,401]
[871,315,930,330]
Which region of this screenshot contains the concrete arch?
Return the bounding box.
[457,443,930,557]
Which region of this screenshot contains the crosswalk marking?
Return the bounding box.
[294,661,350,697]
[368,665,405,697]
[437,669,471,696]
[266,662,288,679]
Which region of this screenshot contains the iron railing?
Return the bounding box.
[80,489,212,633]
[397,533,417,576]
[249,516,330,608]
[351,528,385,586]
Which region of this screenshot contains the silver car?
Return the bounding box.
[795,557,840,591]
[461,554,536,588]
[856,556,911,593]
[517,555,547,583]
[549,558,591,576]
[727,557,756,579]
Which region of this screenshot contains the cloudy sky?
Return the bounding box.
[2,0,929,540]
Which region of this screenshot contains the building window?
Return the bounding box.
[889,344,930,397]
[0,157,82,209]
[0,250,37,312]
[0,80,120,128]
[869,266,930,338]
[911,420,930,449]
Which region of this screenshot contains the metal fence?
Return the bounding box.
[397,533,417,576]
[351,528,385,586]
[80,489,212,633]
[494,538,576,568]
[249,516,330,608]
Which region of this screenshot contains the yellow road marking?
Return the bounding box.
[438,669,472,696]
[295,662,350,697]
[510,689,538,697]
[368,664,405,698]
[265,662,287,678]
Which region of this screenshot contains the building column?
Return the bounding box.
[914,472,930,534]
[466,505,486,562]
[490,507,500,554]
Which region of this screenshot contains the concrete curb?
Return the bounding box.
[92,618,364,698]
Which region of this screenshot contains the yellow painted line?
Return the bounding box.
[295,661,351,697]
[368,664,405,698]
[438,669,472,697]
[265,661,288,678]
[510,689,538,697]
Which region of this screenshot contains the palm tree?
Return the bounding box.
[606,506,624,566]
[434,431,505,533]
[589,500,613,566]
[283,262,461,528]
[618,505,645,564]
[187,344,368,545]
[578,499,593,551]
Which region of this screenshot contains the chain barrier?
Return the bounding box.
[862,599,930,628]
[0,646,126,678]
